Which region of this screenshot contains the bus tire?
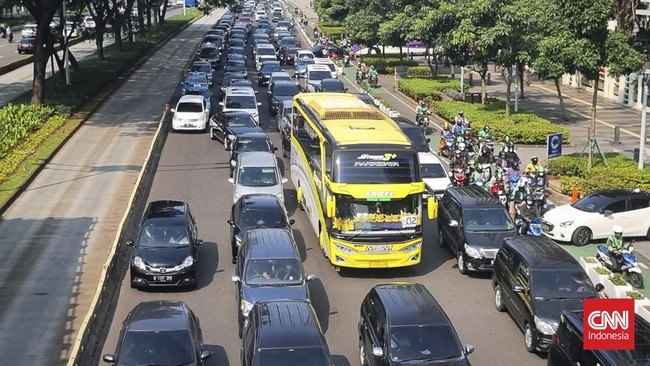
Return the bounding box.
[320,225,329,259]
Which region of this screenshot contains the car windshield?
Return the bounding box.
[244,259,302,286]
[257,48,276,56]
[298,58,315,66]
[322,81,344,91]
[227,64,246,72]
[389,325,462,362]
[186,90,210,99]
[191,64,211,74]
[532,269,597,300]
[231,81,252,88]
[309,71,332,81]
[262,63,282,73]
[462,208,515,232]
[237,167,278,187]
[237,207,287,229]
[421,163,447,178]
[333,150,419,184]
[200,48,219,57]
[225,114,257,127]
[137,222,190,247]
[230,47,246,55]
[572,193,614,213]
[176,102,203,113]
[118,329,194,365]
[226,95,257,109]
[253,348,329,366]
[274,84,299,96]
[235,137,271,152]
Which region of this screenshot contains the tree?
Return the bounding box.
[314,0,349,25]
[378,6,415,58]
[614,0,639,42]
[412,1,460,76]
[88,0,111,61]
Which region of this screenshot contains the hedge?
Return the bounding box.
[318,22,345,43]
[431,101,570,144]
[398,77,462,102]
[385,65,432,76]
[0,104,55,158]
[546,153,650,195]
[358,55,419,73]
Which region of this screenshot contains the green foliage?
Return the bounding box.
[315,0,349,25]
[594,266,611,275]
[384,66,433,76]
[398,77,462,101]
[547,153,650,195]
[0,104,55,158]
[605,31,646,78]
[318,22,345,42]
[627,291,645,300]
[378,6,415,48]
[431,101,570,144]
[583,256,597,263]
[360,55,419,73]
[610,273,629,286]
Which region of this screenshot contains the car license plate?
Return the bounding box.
[183,123,194,127]
[369,261,388,268]
[153,276,173,282]
[367,245,392,251]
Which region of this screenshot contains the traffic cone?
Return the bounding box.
[571,186,578,203]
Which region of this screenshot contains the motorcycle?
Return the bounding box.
[417,114,430,135]
[496,189,508,208]
[526,217,543,236]
[597,244,644,289]
[440,135,455,158]
[530,186,547,211]
[369,74,378,88]
[450,166,468,186]
[356,70,364,84]
[343,54,350,67]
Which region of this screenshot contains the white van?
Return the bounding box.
[303,64,334,92]
[220,87,262,123]
[171,95,209,132]
[314,57,339,79]
[228,151,288,204]
[254,44,277,70]
[21,24,37,38]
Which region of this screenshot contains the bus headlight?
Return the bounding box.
[335,243,356,255]
[400,242,421,253]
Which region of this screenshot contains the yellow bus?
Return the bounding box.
[290,93,437,270]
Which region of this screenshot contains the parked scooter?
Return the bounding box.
[596,243,644,289]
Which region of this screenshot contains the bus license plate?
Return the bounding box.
[154,276,173,282]
[367,245,391,251]
[369,261,388,268]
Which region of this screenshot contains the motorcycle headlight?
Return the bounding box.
[464,243,482,259]
[400,242,421,253]
[335,243,356,255]
[133,256,146,271]
[534,315,557,335]
[241,300,254,316]
[559,221,574,228]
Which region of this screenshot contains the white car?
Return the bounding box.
[83,16,96,29]
[296,50,315,60]
[314,57,339,79]
[228,151,288,204]
[419,153,451,198]
[542,189,650,246]
[171,95,209,132]
[255,10,266,21]
[302,64,334,92]
[254,44,277,70]
[21,24,37,38]
[220,87,262,124]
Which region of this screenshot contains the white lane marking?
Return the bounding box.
[640,262,648,269]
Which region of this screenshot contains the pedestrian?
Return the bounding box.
[6,26,12,43]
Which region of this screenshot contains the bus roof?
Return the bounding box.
[294,93,411,146]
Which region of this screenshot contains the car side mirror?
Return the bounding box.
[282,177,289,184]
[218,102,224,106]
[273,147,278,151]
[513,284,525,293]
[267,90,271,94]
[102,354,115,364]
[170,108,176,113]
[125,239,134,247]
[255,90,259,94]
[596,283,605,293]
[464,344,475,355]
[200,350,212,360]
[231,275,241,283]
[306,273,317,281]
[602,209,613,217]
[196,239,204,246]
[227,219,235,227]
[371,346,384,357]
[289,219,296,226]
[449,219,459,227]
[228,177,235,184]
[257,102,262,106]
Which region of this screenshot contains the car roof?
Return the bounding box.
[177,94,205,104]
[262,60,281,66]
[271,71,291,77]
[238,151,277,166]
[257,43,275,49]
[273,80,298,88]
[236,132,270,140]
[585,189,650,201]
[314,57,335,64]
[146,200,187,217]
[126,300,191,331]
[307,64,332,72]
[504,236,582,270]
[191,60,210,66]
[373,283,452,326]
[225,86,256,96]
[245,229,298,260]
[224,110,254,117]
[445,186,503,208]
[322,79,344,85]
[253,300,325,349]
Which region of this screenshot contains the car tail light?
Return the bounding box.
[551,333,559,346]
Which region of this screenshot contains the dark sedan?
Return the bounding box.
[128,200,203,289]
[257,60,282,86]
[268,80,299,116]
[311,43,345,57]
[315,78,347,93]
[228,38,246,49]
[198,46,220,67]
[225,59,248,78]
[17,37,38,54]
[103,300,211,365]
[209,111,263,147]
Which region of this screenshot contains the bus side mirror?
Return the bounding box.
[427,197,438,220]
[326,195,336,218]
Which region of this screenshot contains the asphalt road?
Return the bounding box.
[0,10,222,366]
[100,12,548,366]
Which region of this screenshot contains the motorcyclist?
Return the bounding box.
[416,100,430,123]
[452,118,465,135]
[506,159,522,180]
[530,166,549,189]
[454,109,469,126]
[438,124,454,154]
[6,27,12,43]
[368,65,378,80]
[606,225,626,271]
[517,195,540,234]
[525,156,541,174]
[509,179,528,218]
[478,125,493,141]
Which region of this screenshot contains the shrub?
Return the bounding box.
[431,101,570,145]
[385,65,432,76]
[318,22,345,43]
[358,55,419,73]
[594,267,611,275]
[610,273,629,286]
[627,291,645,300]
[398,77,462,102]
[547,152,650,195]
[0,104,55,158]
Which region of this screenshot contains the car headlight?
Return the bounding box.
[400,242,421,253]
[235,235,243,247]
[464,243,482,259]
[133,256,146,271]
[559,221,575,228]
[335,243,356,255]
[534,315,557,335]
[227,134,235,142]
[180,256,194,269]
[230,159,236,167]
[241,300,254,316]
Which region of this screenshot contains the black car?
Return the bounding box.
[438,186,517,275]
[128,200,203,289]
[228,38,246,49]
[315,78,347,93]
[103,301,211,365]
[257,60,282,86]
[225,59,248,78]
[232,228,313,333]
[230,33,246,41]
[16,37,38,54]
[229,132,277,175]
[228,46,246,58]
[547,310,650,366]
[241,300,332,365]
[395,118,431,153]
[268,80,299,116]
[277,20,293,30]
[198,46,220,67]
[279,36,299,49]
[272,10,283,21]
[225,52,246,65]
[206,29,225,38]
[311,43,345,57]
[493,236,599,353]
[209,111,263,145]
[359,283,474,365]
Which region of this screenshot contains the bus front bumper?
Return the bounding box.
[328,240,422,269]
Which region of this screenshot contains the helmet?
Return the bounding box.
[490,177,497,184]
[454,149,461,155]
[419,100,426,107]
[613,225,623,235]
[498,151,506,159]
[443,123,451,131]
[531,156,538,164]
[490,185,499,194]
[458,109,464,115]
[526,195,534,205]
[483,125,490,132]
[518,179,526,187]
[511,159,520,167]
[537,166,545,174]
[458,142,466,150]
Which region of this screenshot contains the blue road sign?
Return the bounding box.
[547,133,563,159]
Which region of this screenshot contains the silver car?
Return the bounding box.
[228,151,287,204]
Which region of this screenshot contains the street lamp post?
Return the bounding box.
[63,0,70,85]
[460,66,464,95]
[640,70,649,169]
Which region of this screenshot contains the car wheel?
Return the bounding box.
[571,226,591,246]
[457,251,468,275]
[524,323,538,353]
[210,127,217,140]
[494,284,506,312]
[359,339,367,366]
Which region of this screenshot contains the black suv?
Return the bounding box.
[492,236,599,353]
[359,282,474,365]
[128,200,203,289]
[548,310,650,366]
[228,194,294,263]
[241,300,332,366]
[438,187,517,275]
[232,228,315,335]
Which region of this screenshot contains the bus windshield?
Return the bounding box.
[333,150,419,184]
[332,194,421,239]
